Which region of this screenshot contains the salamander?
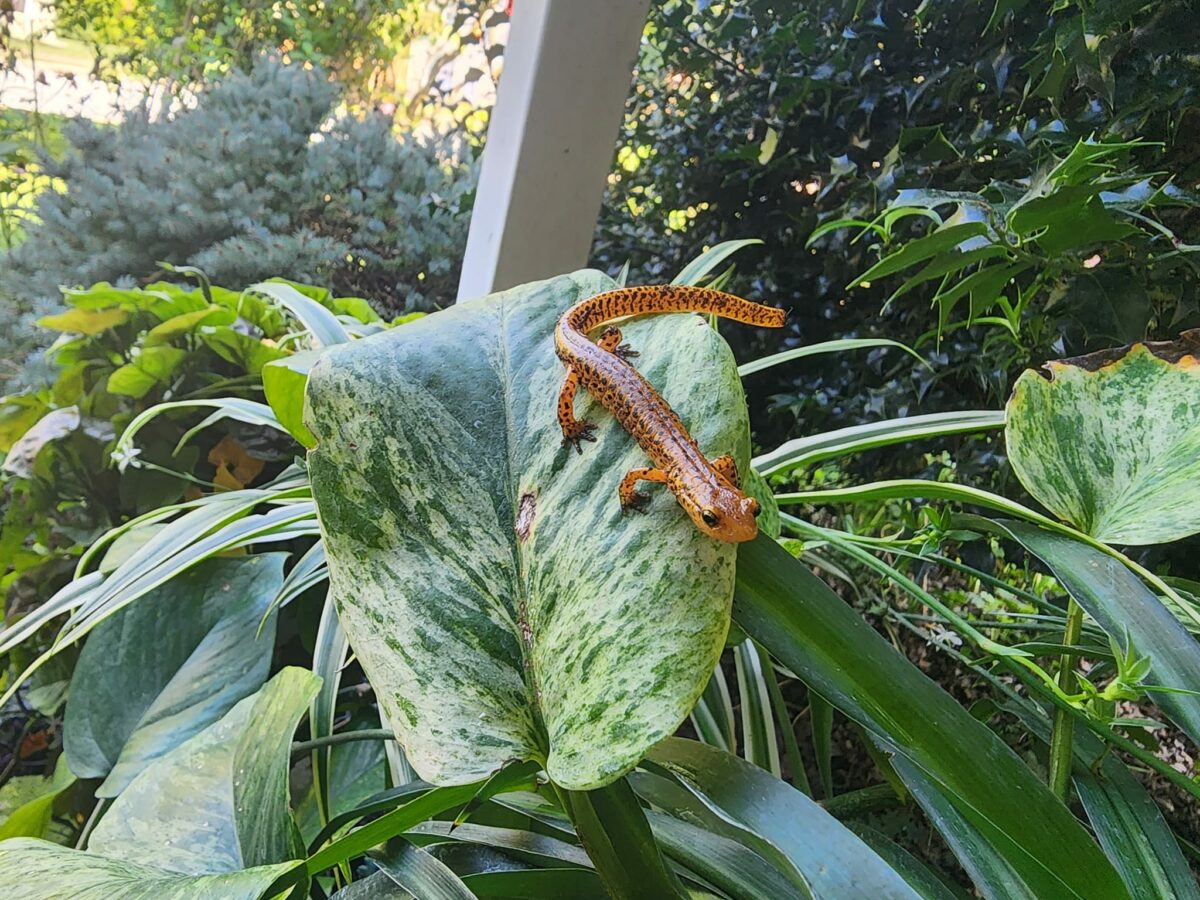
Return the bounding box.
[553,284,787,543]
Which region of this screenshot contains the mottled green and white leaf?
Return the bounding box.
[1007,335,1200,544]
[65,555,283,797]
[307,271,747,789]
[0,840,305,900]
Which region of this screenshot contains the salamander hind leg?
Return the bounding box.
[619,467,668,513]
[598,326,639,362]
[557,367,597,453]
[711,454,740,489]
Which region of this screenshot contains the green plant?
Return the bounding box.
[594,0,1200,448]
[52,0,418,98]
[2,244,1196,897]
[0,270,382,729]
[827,138,1198,343]
[0,59,474,387]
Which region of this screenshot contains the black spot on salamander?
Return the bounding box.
[515,491,537,542]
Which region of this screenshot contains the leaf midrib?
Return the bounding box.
[497,298,548,757]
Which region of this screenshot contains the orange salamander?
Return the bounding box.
[554,285,787,543]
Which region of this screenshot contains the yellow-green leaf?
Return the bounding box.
[107,347,188,399]
[144,307,236,345]
[37,307,129,335]
[263,350,321,448]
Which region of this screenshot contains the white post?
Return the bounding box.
[456,0,650,302]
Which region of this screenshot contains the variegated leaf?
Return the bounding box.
[0,841,305,900]
[1006,333,1200,544]
[306,271,749,789]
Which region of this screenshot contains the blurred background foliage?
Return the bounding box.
[0,61,474,385]
[47,0,508,113]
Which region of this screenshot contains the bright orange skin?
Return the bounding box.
[554,285,787,543]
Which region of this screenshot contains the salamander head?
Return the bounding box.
[681,476,761,543]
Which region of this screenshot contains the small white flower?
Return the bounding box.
[111,446,142,473]
[928,623,963,648]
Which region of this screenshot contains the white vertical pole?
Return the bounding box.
[456,0,650,303]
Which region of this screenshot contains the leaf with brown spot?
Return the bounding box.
[1007,331,1200,544]
[307,270,750,789]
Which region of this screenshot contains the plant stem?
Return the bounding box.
[290,728,394,756]
[1047,598,1084,799]
[76,797,111,850]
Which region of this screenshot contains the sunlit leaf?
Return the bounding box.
[263,350,322,448]
[36,307,129,335]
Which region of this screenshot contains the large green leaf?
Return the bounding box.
[307,271,747,789]
[1006,336,1200,544]
[989,521,1200,745]
[644,738,917,899]
[0,840,305,900]
[64,555,284,797]
[88,667,320,874]
[733,535,1129,900]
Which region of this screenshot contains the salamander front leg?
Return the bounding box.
[557,367,597,453]
[619,467,668,513]
[711,454,740,489]
[598,326,639,362]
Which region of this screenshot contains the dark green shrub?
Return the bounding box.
[594,0,1200,446]
[0,59,474,385]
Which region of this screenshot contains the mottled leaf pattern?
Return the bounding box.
[306,271,748,789]
[1007,337,1200,544]
[0,841,304,900]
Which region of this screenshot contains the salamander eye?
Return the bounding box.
[749,499,762,517]
[701,509,719,527]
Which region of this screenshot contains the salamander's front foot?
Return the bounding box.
[621,490,652,514]
[561,421,597,454]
